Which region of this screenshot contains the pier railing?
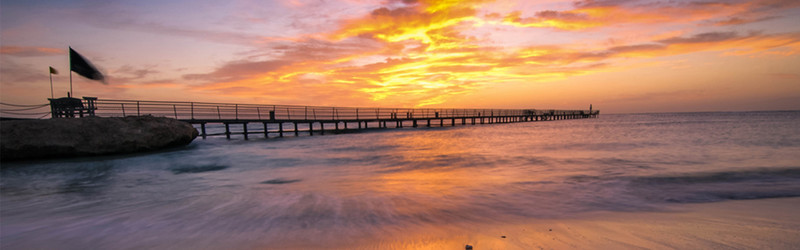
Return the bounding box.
[2,98,599,122]
[2,98,599,139]
[90,99,594,121]
[0,102,51,119]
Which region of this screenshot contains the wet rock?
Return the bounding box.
[501,235,506,238]
[1,116,198,161]
[465,244,473,249]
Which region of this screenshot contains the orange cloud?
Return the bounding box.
[497,0,793,31]
[184,0,800,108]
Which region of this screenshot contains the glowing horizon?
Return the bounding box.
[1,0,799,113]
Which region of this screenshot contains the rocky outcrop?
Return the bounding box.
[1,116,198,161]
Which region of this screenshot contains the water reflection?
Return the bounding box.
[2,112,799,249]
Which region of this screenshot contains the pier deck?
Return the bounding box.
[90,99,599,139]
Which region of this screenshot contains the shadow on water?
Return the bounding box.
[261,178,302,184]
[1,162,117,197]
[170,165,229,174]
[59,163,114,194]
[0,142,201,168]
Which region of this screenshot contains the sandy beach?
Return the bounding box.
[333,198,800,249]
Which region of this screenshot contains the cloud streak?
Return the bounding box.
[0,46,64,57]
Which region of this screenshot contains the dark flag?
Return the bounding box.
[49,66,57,98]
[69,47,106,84]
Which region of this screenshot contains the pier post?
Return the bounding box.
[263,122,269,138]
[224,123,231,139]
[320,122,325,135]
[309,122,314,135]
[294,123,299,136]
[243,123,248,140]
[200,123,207,139]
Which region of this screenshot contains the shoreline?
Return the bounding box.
[334,197,800,249]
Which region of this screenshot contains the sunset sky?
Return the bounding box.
[1,0,799,113]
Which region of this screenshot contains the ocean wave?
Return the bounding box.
[624,167,800,203]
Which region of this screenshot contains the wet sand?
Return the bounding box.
[333,198,800,249]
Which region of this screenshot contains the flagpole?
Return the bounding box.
[49,68,54,98]
[69,47,73,97]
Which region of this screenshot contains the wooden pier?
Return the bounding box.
[74,99,599,139]
[0,99,602,139]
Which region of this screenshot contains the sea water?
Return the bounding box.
[2,111,799,248]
